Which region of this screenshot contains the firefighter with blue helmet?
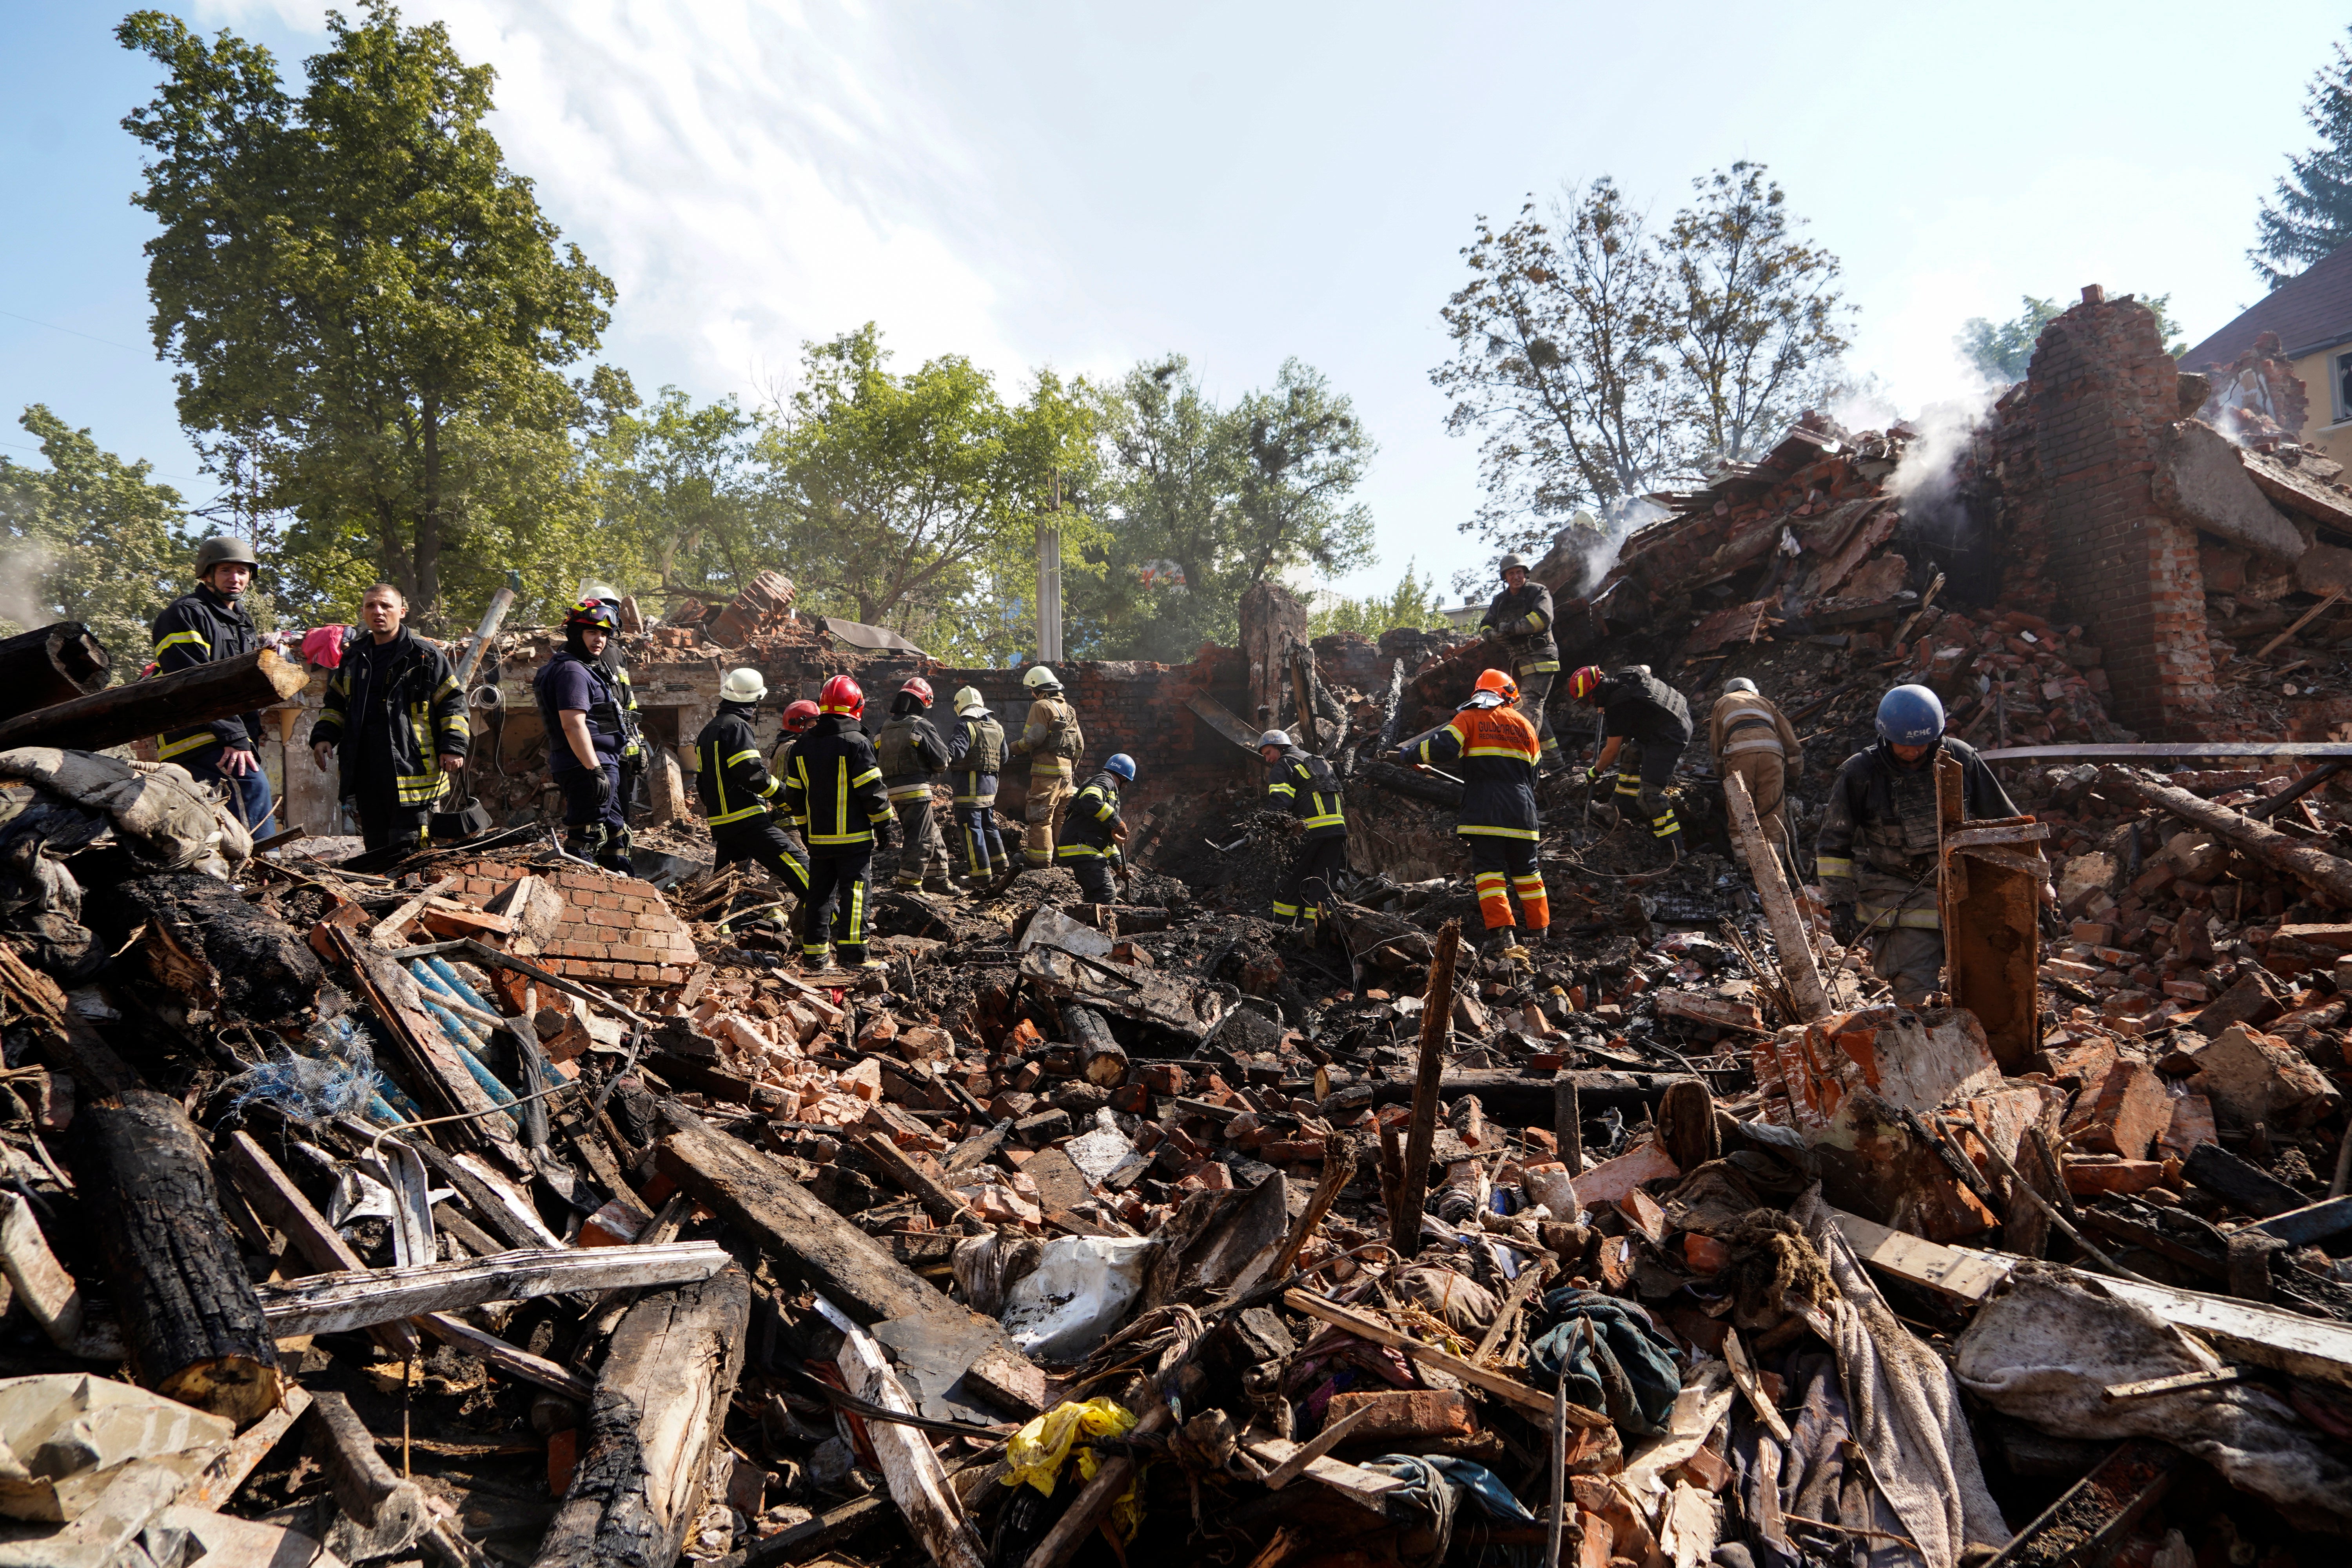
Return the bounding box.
[1057,753,1133,904]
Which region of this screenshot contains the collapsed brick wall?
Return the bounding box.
[1995,290,2218,738]
[449,858,699,987]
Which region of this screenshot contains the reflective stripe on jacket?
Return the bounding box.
[694,701,781,828]
[1012,696,1083,777]
[1408,700,1541,840]
[1267,747,1347,840]
[152,586,263,759]
[947,713,1004,806]
[1479,581,1559,673]
[310,628,468,806]
[1815,736,2019,900]
[874,712,950,802]
[1056,770,1124,859]
[783,714,892,848]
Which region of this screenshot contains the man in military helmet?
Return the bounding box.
[153,535,279,828]
[310,583,468,851]
[1568,664,1693,858]
[1708,676,1802,864]
[874,677,958,893]
[944,686,1008,880]
[1477,554,1563,772]
[534,600,633,872]
[1009,664,1084,869]
[1057,754,1135,904]
[693,667,809,915]
[1817,684,2026,1007]
[1259,730,1348,929]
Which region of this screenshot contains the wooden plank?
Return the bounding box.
[1393,922,1460,1256]
[176,1385,312,1510]
[222,1129,423,1360]
[1723,771,1830,1019]
[2250,1193,2352,1246]
[1283,1290,1609,1426]
[1828,1206,2014,1301]
[252,1242,732,1338]
[2102,1367,2252,1402]
[1259,1402,1373,1489]
[308,1389,428,1562]
[370,876,460,946]
[1723,1327,1791,1441]
[1240,1435,1406,1514]
[416,1311,594,1402]
[0,646,307,752]
[811,1296,987,1568]
[0,1189,87,1350]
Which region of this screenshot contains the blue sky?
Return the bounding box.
[3,0,2345,608]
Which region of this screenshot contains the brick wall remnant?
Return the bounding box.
[1994,288,2218,738]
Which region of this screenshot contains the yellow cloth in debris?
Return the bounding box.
[1002,1397,1139,1497]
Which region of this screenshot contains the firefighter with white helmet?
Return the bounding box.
[1009,664,1084,869]
[945,685,1009,879]
[692,666,809,915]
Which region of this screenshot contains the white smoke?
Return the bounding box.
[0,542,61,635]
[1563,495,1670,599]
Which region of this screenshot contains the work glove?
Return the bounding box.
[591,769,615,808]
[1829,905,1859,946]
[873,820,897,850]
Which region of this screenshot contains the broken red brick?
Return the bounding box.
[1321,1389,1477,1442]
[2065,1059,2170,1160]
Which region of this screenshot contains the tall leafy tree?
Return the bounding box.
[0,405,198,660]
[1231,361,1376,589]
[1430,183,1678,567]
[1661,162,1849,468]
[586,378,766,606]
[118,3,614,628]
[1308,562,1451,640]
[2253,27,2352,287]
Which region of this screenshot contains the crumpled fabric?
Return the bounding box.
[0,748,250,875]
[951,1229,1043,1318]
[1396,1264,1500,1334]
[1526,1289,1682,1437]
[1953,1259,2352,1537]
[1002,1398,1138,1497]
[1360,1453,1535,1568]
[301,625,350,669]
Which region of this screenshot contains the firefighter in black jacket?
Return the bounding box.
[534,600,632,872]
[1568,664,1693,856]
[874,677,957,893]
[945,686,1007,879]
[1056,754,1135,904]
[693,667,809,915]
[153,535,275,828]
[1477,554,1563,771]
[578,580,647,814]
[310,583,468,851]
[783,676,895,970]
[1817,684,2034,1006]
[1258,730,1348,928]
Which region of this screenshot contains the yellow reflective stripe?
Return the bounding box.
[1303,812,1346,828]
[851,768,882,786]
[886,782,930,802]
[1517,659,1561,674]
[708,802,770,826]
[1816,856,1855,877]
[443,715,470,739]
[1458,824,1540,840]
[808,829,871,844]
[156,732,217,759]
[394,772,450,804]
[1267,782,1296,797]
[757,777,780,798]
[1523,612,1546,630]
[726,749,762,767]
[434,675,461,698]
[1462,745,1538,759]
[1860,905,1942,930]
[835,758,849,837]
[154,631,209,653]
[1056,844,1107,858]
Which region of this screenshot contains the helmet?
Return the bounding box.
[898,677,935,707]
[1474,668,1519,703]
[564,599,619,633]
[1499,553,1530,575]
[194,536,260,577]
[577,579,623,606]
[1103,753,1136,782]
[1724,677,1758,696]
[720,667,767,704]
[1566,666,1604,702]
[953,686,986,715]
[1875,684,1947,746]
[782,699,820,733]
[819,674,864,717]
[1257,730,1292,750]
[1022,665,1062,691]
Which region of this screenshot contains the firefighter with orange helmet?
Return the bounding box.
[1394,667,1548,952]
[781,675,895,969]
[874,676,958,893]
[1568,664,1692,857]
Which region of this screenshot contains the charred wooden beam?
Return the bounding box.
[0,646,307,753]
[2100,764,2352,908]
[252,1242,731,1338]
[1353,759,1463,809]
[0,621,111,721]
[307,1390,429,1563]
[75,1088,282,1424]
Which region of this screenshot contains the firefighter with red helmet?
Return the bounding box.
[874,676,958,893]
[1568,664,1692,858]
[1394,667,1548,953]
[782,675,895,969]
[534,599,633,871]
[693,667,809,914]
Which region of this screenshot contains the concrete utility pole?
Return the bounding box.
[1037,471,1063,663]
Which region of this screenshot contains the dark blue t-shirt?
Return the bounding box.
[535,653,619,775]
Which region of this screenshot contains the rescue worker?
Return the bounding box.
[945,686,1009,880]
[310,583,468,851]
[577,580,648,815]
[1395,668,1547,953]
[1817,684,2025,1007]
[1568,664,1693,857]
[692,667,809,910]
[1707,677,1802,861]
[1476,554,1563,771]
[1057,754,1135,904]
[769,698,820,775]
[153,535,275,829]
[534,599,633,872]
[873,677,957,893]
[782,675,895,970]
[1259,729,1348,929]
[1010,664,1084,867]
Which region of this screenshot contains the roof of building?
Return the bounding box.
[2181,238,2352,368]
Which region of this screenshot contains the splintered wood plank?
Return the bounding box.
[252,1243,731,1338]
[1828,1206,2014,1301]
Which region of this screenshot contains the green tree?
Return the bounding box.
[118,2,614,629]
[1661,162,1850,468]
[1958,292,2184,383]
[1308,562,1451,640]
[0,405,197,661]
[758,325,1100,664]
[2253,27,2352,287]
[585,378,766,606]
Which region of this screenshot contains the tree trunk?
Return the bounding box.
[534,1267,750,1568]
[0,647,309,754]
[0,622,112,722]
[419,403,445,628]
[74,1088,283,1425]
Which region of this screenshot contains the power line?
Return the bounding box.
[0,435,214,488]
[0,308,155,356]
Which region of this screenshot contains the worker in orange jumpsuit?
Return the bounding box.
[1394,668,1548,954]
